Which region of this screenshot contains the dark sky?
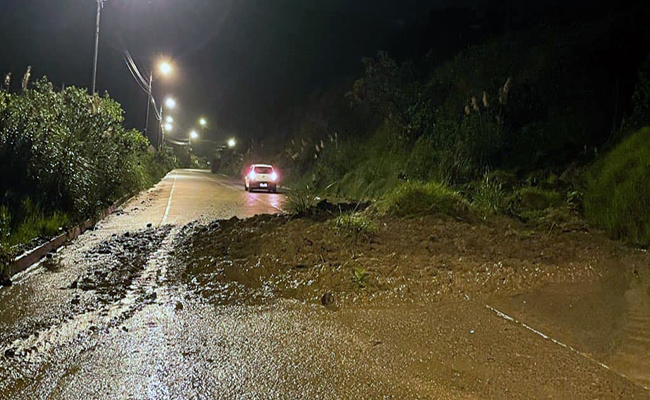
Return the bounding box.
[0,0,457,142]
[0,0,608,145]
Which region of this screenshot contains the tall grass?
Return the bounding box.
[585,127,650,245]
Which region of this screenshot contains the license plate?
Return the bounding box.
[260,183,268,187]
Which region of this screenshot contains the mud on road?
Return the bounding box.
[0,206,649,399]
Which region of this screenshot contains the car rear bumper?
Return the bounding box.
[249,181,276,190]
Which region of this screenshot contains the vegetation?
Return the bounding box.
[585,127,650,245]
[334,212,378,242]
[378,181,470,218]
[0,75,177,259]
[260,6,650,245]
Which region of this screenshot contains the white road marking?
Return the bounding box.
[161,172,178,225]
[485,304,648,390]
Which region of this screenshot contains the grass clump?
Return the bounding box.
[379,181,471,218]
[473,173,508,215]
[585,127,650,245]
[515,187,563,212]
[334,212,378,241]
[285,186,315,215]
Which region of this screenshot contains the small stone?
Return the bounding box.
[0,277,12,287]
[124,231,130,237]
[146,223,153,228]
[321,293,335,306]
[71,297,80,305]
[121,326,128,332]
[4,349,15,358]
[174,301,184,311]
[45,252,53,259]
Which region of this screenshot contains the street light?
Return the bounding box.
[190,130,199,140]
[199,118,207,127]
[159,61,172,76]
[227,138,236,148]
[158,96,176,147]
[145,60,173,147]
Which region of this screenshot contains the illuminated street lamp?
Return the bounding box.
[165,116,173,124]
[199,117,207,137]
[164,123,173,132]
[190,130,199,140]
[165,97,177,109]
[227,138,236,148]
[145,59,174,147]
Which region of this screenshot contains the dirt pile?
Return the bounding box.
[74,226,172,303]
[170,212,639,306]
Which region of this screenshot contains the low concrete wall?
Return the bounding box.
[5,193,135,278]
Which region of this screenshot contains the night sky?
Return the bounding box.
[0,0,614,146]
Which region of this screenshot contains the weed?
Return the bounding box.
[285,186,315,215]
[352,264,368,288]
[334,212,378,242]
[473,173,507,215]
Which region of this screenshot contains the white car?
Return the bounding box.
[244,164,279,193]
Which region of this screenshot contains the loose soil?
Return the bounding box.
[172,211,646,307]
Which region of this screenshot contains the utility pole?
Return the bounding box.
[144,71,153,144]
[91,0,105,94]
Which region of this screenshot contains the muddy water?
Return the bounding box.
[492,259,650,389]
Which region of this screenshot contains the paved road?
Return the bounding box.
[0,170,648,399]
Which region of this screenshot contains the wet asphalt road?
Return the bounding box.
[0,170,648,399]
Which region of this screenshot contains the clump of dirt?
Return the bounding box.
[74,226,172,303]
[171,211,648,306]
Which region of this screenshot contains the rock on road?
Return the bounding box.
[0,169,648,399]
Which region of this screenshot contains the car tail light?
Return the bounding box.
[248,170,256,181]
[270,171,278,181]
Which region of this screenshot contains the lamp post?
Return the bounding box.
[189,130,199,152]
[158,97,176,147]
[145,61,172,146]
[199,118,207,137]
[91,0,106,94]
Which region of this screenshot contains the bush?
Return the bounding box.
[0,76,176,250]
[379,181,471,218]
[585,127,650,245]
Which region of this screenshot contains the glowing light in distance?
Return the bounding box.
[190,130,199,140]
[165,97,176,109]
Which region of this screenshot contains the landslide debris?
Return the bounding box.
[170,209,640,307]
[75,226,172,303]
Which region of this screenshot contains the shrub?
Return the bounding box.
[585,127,650,245]
[379,181,471,218]
[0,77,176,250]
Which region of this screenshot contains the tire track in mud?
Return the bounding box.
[0,227,179,393]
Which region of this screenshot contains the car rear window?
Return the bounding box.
[254,166,273,174]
